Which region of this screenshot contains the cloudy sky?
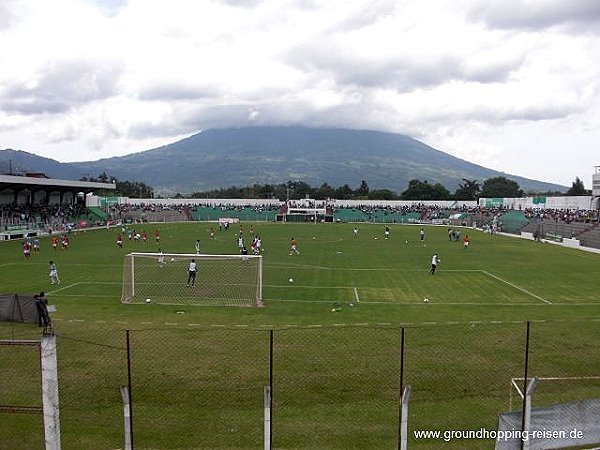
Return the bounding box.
[1,0,599,188]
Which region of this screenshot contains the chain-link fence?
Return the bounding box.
[56,330,127,449]
[1,320,599,449]
[0,337,44,450]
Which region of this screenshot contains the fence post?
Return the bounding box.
[522,377,538,450]
[268,329,273,450]
[397,327,405,450]
[120,386,132,450]
[126,330,135,450]
[40,332,61,450]
[263,385,271,450]
[520,321,531,450]
[400,386,411,450]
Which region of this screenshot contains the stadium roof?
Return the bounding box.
[0,174,116,192]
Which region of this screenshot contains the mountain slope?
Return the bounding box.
[0,149,83,180]
[2,127,566,194]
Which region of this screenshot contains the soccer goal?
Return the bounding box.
[121,252,263,307]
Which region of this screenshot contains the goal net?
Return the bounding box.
[121,252,263,307]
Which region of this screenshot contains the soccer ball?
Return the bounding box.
[289,278,294,283]
[145,298,151,304]
[170,257,175,262]
[405,240,408,244]
[423,298,429,303]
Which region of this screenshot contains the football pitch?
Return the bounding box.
[1,222,599,449]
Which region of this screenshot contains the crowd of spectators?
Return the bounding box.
[189,203,280,213]
[112,202,280,214]
[1,203,87,230]
[110,202,189,216]
[523,208,598,224]
[2,200,598,234]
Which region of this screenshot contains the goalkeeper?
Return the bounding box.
[187,259,197,287]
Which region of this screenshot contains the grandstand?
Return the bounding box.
[0,174,115,239]
[498,210,528,235]
[332,207,421,223]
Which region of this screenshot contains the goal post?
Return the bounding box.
[121,252,263,307]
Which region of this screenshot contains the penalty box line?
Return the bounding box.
[47,281,120,295]
[482,271,551,304]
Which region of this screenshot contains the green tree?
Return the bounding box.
[356,180,369,198]
[334,184,354,200]
[287,180,314,199]
[315,183,335,200]
[400,179,451,200]
[480,177,524,198]
[81,173,153,198]
[565,177,588,196]
[454,179,481,200]
[367,189,399,200]
[116,180,154,198]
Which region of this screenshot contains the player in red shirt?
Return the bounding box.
[289,237,299,255]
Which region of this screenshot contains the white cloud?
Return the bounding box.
[0,0,598,187]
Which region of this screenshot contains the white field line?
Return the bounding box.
[482,271,552,304]
[268,284,356,289]
[50,318,600,328]
[267,263,483,272]
[47,282,82,294]
[265,298,600,306]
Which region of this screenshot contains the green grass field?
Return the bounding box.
[1,222,599,449]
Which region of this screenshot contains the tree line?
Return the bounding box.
[82,173,590,201]
[185,176,589,201]
[80,173,154,198]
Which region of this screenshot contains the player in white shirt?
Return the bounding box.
[187,259,197,287]
[429,254,440,275]
[195,240,200,255]
[49,260,60,284]
[256,236,262,254]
